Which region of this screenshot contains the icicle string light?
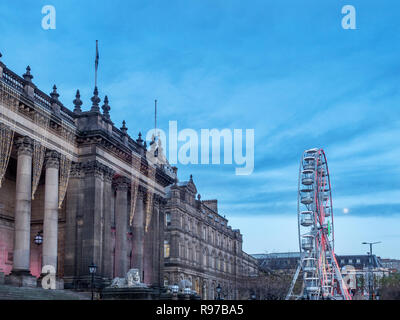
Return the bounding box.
[145,166,156,233]
[129,153,140,226]
[31,113,49,199]
[58,153,72,208]
[0,82,18,188]
[57,120,74,209]
[0,123,13,188]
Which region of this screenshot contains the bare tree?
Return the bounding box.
[380,274,400,300]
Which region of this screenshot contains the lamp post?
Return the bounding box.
[89,262,97,300]
[34,230,43,245]
[216,284,222,300]
[362,241,381,300]
[184,287,191,300]
[171,284,179,300]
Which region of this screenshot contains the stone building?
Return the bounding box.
[0,53,258,299]
[163,176,259,300]
[0,54,175,290]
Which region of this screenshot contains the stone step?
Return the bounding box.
[0,284,91,300]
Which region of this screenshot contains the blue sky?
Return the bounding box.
[1,0,400,258]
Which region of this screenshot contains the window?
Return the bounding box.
[164,240,170,258]
[356,259,361,264]
[165,212,171,227]
[188,247,192,261]
[348,259,353,264]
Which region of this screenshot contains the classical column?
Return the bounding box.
[64,162,83,287]
[12,136,33,273]
[132,187,145,280]
[102,167,115,279]
[155,197,165,288]
[42,150,60,272]
[80,160,105,280]
[113,176,130,277]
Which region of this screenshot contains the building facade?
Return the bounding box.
[380,258,400,273]
[0,55,175,290]
[0,54,258,299]
[163,177,258,300]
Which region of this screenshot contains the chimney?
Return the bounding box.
[202,199,218,213]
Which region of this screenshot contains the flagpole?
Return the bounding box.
[155,99,157,136]
[95,40,99,88]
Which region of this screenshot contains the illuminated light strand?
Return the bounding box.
[0,82,18,188]
[31,113,49,199]
[129,153,140,226]
[57,120,74,209]
[145,165,156,233]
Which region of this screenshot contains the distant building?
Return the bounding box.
[336,254,383,269]
[379,258,400,273]
[252,252,300,273]
[163,176,258,299]
[252,252,391,296]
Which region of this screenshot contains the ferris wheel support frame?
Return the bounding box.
[286,148,351,300]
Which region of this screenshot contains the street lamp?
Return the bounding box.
[362,241,381,300]
[89,262,97,300]
[34,230,43,245]
[171,284,179,293]
[216,284,222,300]
[171,284,179,300]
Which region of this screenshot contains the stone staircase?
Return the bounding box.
[0,284,91,300]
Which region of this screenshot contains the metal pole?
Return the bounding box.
[91,272,94,300]
[369,244,372,300]
[362,241,381,300]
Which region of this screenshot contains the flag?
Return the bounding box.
[95,40,99,71]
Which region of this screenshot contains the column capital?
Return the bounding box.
[82,160,104,179]
[113,175,130,191]
[153,193,165,206]
[103,166,116,184]
[45,150,60,169]
[15,136,33,156]
[70,162,83,178]
[138,184,148,199]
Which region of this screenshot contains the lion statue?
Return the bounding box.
[108,269,147,288]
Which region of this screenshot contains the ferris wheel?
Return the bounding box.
[286,148,352,300]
